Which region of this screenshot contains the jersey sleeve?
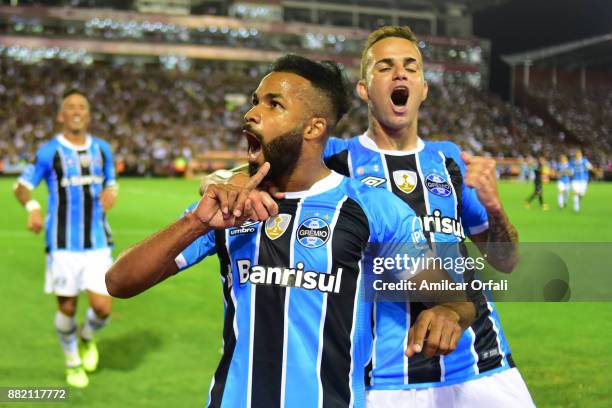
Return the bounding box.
[442,142,489,236]
[18,146,52,190]
[174,204,218,271]
[99,140,117,188]
[323,137,349,161]
[460,184,489,235]
[175,230,217,271]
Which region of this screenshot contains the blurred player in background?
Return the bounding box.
[557,154,572,208]
[525,156,549,211]
[13,90,117,388]
[570,149,592,212]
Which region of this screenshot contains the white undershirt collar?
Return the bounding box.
[283,171,344,199]
[57,134,92,151]
[358,132,425,156]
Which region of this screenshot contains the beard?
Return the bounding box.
[248,126,303,183]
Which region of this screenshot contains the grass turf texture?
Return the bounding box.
[0,178,610,407]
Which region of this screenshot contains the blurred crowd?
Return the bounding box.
[0,56,260,175]
[0,56,609,176]
[531,87,611,160]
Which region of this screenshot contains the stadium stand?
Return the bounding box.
[0,3,609,177]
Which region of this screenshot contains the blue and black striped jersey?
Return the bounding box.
[557,163,572,184]
[18,134,115,252]
[324,134,514,389]
[176,172,427,408]
[570,158,591,181]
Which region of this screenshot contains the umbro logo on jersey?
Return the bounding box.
[480,348,500,360]
[236,259,343,293]
[392,170,418,194]
[297,218,330,248]
[425,173,452,197]
[265,214,292,240]
[361,176,386,187]
[229,221,259,236]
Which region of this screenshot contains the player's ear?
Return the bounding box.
[304,117,327,141]
[356,80,369,102]
[421,80,429,102]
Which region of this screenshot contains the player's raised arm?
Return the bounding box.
[460,151,519,273]
[198,163,249,196]
[106,163,274,298]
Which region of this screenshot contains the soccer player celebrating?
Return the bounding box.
[106,55,476,407]
[13,90,117,388]
[570,149,592,212]
[321,27,533,406]
[557,154,572,208]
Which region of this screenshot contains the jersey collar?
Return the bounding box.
[57,134,92,151]
[283,171,344,199]
[357,132,425,156]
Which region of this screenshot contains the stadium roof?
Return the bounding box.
[295,0,509,13]
[501,33,612,70]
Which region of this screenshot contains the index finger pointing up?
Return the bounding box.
[245,162,270,190]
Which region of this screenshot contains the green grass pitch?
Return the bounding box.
[0,178,610,407]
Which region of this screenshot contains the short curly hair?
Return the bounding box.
[270,54,351,128]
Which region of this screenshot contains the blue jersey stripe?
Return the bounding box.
[221,224,262,408]
[282,197,325,408]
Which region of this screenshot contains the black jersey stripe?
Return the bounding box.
[208,231,235,408]
[381,153,443,383]
[406,302,443,383]
[506,353,516,368]
[250,199,299,408]
[79,150,93,249]
[102,214,114,247]
[364,301,375,388]
[325,150,351,177]
[444,156,463,219]
[383,154,427,217]
[320,198,370,407]
[473,304,504,373]
[52,151,67,249]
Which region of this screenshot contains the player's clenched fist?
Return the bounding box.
[27,208,44,234]
[461,152,502,214]
[100,187,118,212]
[193,162,278,229]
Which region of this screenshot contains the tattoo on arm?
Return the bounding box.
[483,210,519,272]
